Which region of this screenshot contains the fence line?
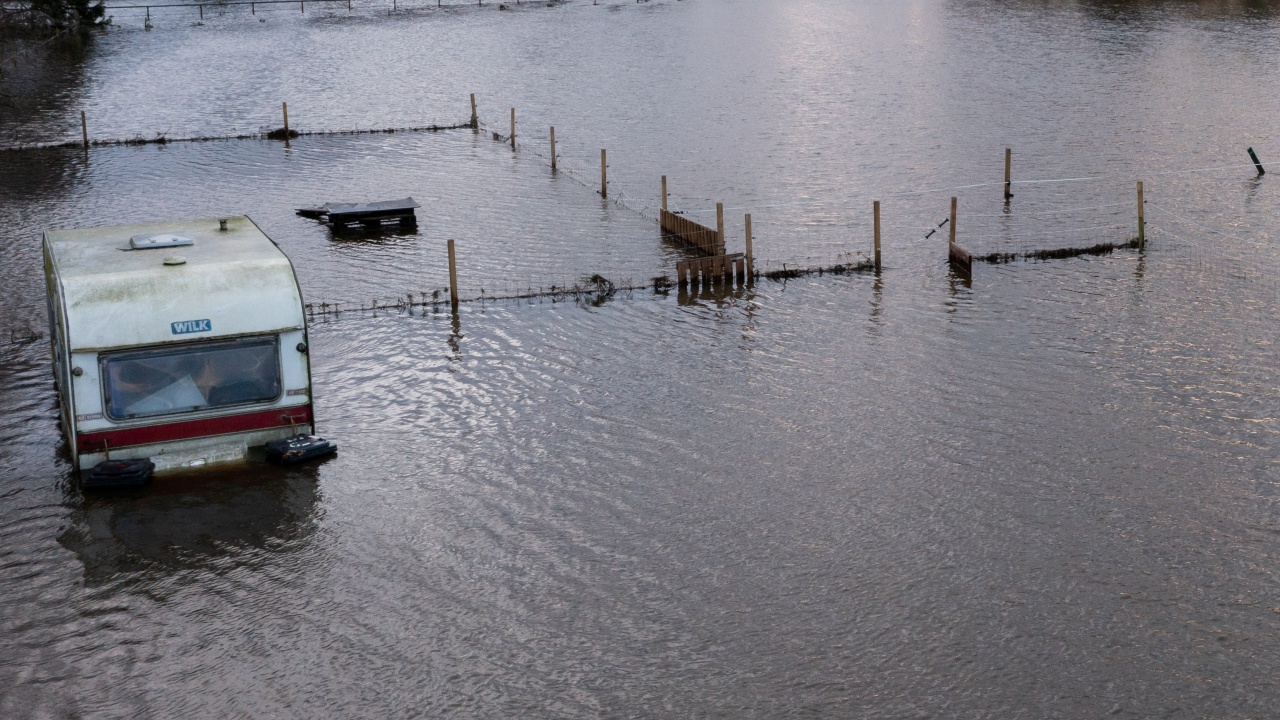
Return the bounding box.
[10,95,1274,323]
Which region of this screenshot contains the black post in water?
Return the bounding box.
[1248,147,1265,175]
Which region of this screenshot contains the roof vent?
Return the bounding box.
[130,233,194,250]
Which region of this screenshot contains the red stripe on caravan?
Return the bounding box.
[77,405,312,454]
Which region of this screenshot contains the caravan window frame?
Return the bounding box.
[99,335,283,422]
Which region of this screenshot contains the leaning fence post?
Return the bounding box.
[600,149,607,197]
[1137,181,1145,250]
[80,111,88,149]
[873,200,881,271]
[1004,148,1013,200]
[447,239,459,308]
[744,213,754,277]
[549,126,556,172]
[1248,147,1266,175]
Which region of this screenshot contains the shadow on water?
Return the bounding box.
[57,462,324,586]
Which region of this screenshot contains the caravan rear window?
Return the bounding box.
[101,337,281,420]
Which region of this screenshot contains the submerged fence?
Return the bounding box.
[4,91,1275,339]
[99,0,589,27]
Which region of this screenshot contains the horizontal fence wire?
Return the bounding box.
[101,0,580,22]
[6,93,1274,327]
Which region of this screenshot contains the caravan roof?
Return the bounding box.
[46,216,304,352]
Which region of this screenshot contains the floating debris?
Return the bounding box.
[296,197,420,231]
[763,258,875,281]
[977,238,1141,264]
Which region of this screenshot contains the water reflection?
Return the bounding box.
[0,37,91,146]
[676,280,753,306]
[57,465,322,586]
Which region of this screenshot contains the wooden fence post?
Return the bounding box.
[716,202,724,252]
[80,111,88,149]
[549,126,556,172]
[470,93,477,128]
[949,196,957,246]
[744,213,753,276]
[600,149,607,197]
[510,108,515,150]
[661,175,667,211]
[282,102,289,135]
[873,200,881,271]
[1137,181,1145,250]
[1004,148,1013,200]
[447,239,459,308]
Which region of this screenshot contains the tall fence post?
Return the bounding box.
[600,149,607,198]
[716,202,725,251]
[282,102,289,135]
[744,213,754,276]
[80,111,88,149]
[661,175,668,211]
[470,93,477,128]
[447,239,459,309]
[949,196,957,246]
[549,126,556,172]
[1004,148,1013,200]
[873,200,881,271]
[509,108,515,150]
[1137,181,1145,250]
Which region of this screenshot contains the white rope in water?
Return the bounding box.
[673,154,1270,216]
[964,223,1132,243]
[1146,203,1257,244]
[964,202,1131,219]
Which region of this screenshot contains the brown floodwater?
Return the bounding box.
[3,0,1280,717]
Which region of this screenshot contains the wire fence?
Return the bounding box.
[5,89,1276,337]
[99,0,580,26]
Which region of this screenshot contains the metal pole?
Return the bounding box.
[1248,147,1266,175]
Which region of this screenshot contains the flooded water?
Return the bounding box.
[4,0,1280,716]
